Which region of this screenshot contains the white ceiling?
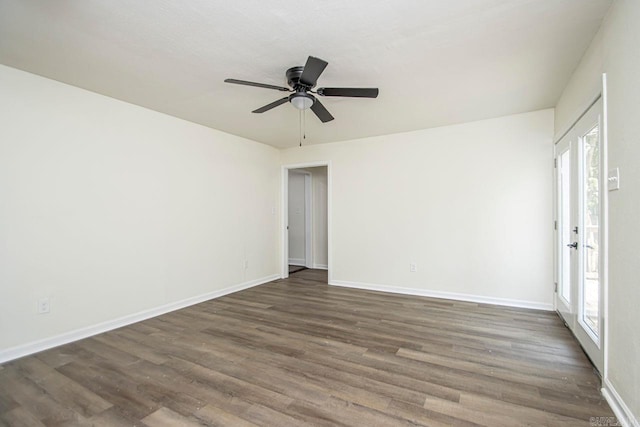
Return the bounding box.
[0,0,611,148]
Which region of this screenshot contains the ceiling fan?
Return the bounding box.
[224,56,378,123]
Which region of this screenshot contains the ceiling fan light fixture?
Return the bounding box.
[290,92,315,110]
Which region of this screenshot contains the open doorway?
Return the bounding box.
[282,162,330,279]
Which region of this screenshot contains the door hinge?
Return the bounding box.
[554,220,557,230]
[554,158,557,168]
[554,282,558,293]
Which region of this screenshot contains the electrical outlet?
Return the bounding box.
[37,297,50,314]
[409,263,417,273]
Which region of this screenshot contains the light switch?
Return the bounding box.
[608,168,620,191]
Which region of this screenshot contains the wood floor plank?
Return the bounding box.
[0,406,47,427]
[11,356,113,418]
[141,407,203,427]
[0,269,615,425]
[192,404,258,427]
[84,406,148,427]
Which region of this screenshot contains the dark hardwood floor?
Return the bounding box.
[0,269,615,426]
[288,265,307,274]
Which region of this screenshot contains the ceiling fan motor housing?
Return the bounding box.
[286,66,311,89]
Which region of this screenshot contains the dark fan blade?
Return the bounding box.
[225,79,291,92]
[310,99,334,123]
[299,56,328,87]
[317,87,379,98]
[252,97,290,113]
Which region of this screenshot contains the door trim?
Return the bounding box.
[281,161,331,281]
[601,73,610,382]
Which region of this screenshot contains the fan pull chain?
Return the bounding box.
[298,109,307,147]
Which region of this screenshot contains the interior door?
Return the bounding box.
[554,98,604,373]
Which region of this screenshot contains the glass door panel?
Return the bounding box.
[581,125,601,338]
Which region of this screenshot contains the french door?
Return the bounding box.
[555,98,604,373]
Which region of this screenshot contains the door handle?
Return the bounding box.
[567,242,578,249]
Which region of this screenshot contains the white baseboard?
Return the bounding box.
[312,263,328,270]
[602,378,639,427]
[0,274,279,364]
[288,258,305,266]
[329,280,553,311]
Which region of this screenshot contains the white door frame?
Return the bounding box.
[281,161,331,280]
[553,91,607,374]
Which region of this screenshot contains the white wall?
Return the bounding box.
[555,0,640,422]
[281,109,554,308]
[287,171,306,265]
[301,167,328,269]
[0,65,280,357]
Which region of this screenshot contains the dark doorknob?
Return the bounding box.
[567,242,578,249]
